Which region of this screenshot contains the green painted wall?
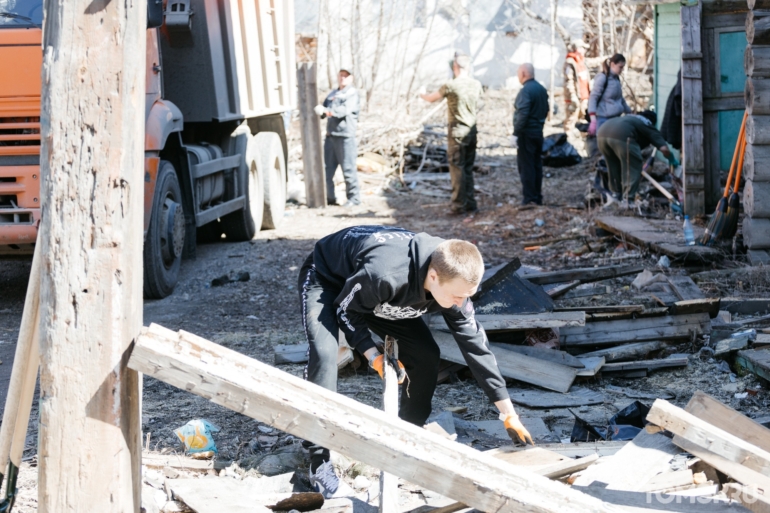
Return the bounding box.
[654,3,681,129]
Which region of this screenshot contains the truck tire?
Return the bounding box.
[221,130,263,241]
[256,132,287,230]
[144,160,185,299]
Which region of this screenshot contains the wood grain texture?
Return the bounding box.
[648,399,770,476]
[37,1,145,510]
[432,330,577,393]
[577,341,665,362]
[747,114,770,144]
[559,313,711,347]
[297,63,326,208]
[129,324,620,513]
[744,217,770,249]
[745,144,770,182]
[744,179,770,217]
[745,44,770,78]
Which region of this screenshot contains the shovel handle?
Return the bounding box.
[724,111,747,198]
[733,128,748,193]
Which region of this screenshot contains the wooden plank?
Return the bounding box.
[380,337,399,513]
[601,354,689,372]
[743,180,770,217]
[129,324,615,513]
[721,297,770,315]
[576,357,605,377]
[560,284,612,300]
[490,344,585,368]
[274,344,308,364]
[679,391,770,452]
[647,399,770,476]
[297,63,326,208]
[546,281,581,298]
[555,305,644,314]
[572,430,680,491]
[748,250,770,266]
[507,387,604,408]
[539,454,599,479]
[577,341,664,362]
[142,452,231,471]
[487,447,568,469]
[745,144,770,182]
[475,312,586,330]
[560,313,711,347]
[714,334,750,355]
[470,419,556,444]
[666,276,705,301]
[669,298,721,317]
[521,265,644,286]
[37,1,145,509]
[575,482,751,512]
[594,216,721,260]
[490,441,628,459]
[169,479,322,513]
[736,348,770,381]
[432,330,577,393]
[745,218,770,249]
[723,483,770,513]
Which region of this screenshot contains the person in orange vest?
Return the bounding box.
[563,39,592,135]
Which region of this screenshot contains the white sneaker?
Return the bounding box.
[309,461,340,499]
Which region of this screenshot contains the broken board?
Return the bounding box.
[431,312,585,332]
[595,215,721,261]
[432,330,577,393]
[600,354,689,373]
[736,348,770,382]
[576,357,605,376]
[169,479,322,513]
[470,419,558,444]
[490,343,585,368]
[507,387,604,408]
[473,259,554,315]
[560,313,711,347]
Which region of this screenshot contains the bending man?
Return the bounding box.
[298,225,532,497]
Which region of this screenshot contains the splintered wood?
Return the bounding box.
[129,324,619,513]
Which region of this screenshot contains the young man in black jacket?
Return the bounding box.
[298,225,532,497]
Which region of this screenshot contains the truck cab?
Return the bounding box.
[0,0,295,298]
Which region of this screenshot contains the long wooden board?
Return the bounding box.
[600,355,689,373]
[647,399,770,476]
[432,330,577,393]
[520,265,644,285]
[594,215,721,261]
[560,313,711,347]
[736,348,770,381]
[490,343,585,368]
[507,388,604,409]
[130,324,617,513]
[431,312,585,332]
[577,341,665,362]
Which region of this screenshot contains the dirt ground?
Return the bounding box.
[0,89,767,511]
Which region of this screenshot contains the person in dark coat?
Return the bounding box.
[512,63,549,205]
[597,110,678,202]
[298,225,532,498]
[660,70,682,150]
[315,66,361,207]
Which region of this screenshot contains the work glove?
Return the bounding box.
[666,153,680,167]
[368,352,406,384]
[417,85,427,96]
[508,135,518,148]
[313,104,326,117]
[587,117,597,136]
[500,413,534,445]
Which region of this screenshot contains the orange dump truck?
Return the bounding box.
[0,0,295,297]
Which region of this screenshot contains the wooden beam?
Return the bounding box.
[297,63,326,208]
[746,76,770,115]
[744,180,770,217]
[521,265,643,286]
[736,348,770,381]
[491,441,628,459]
[560,313,711,347]
[744,218,770,249]
[431,312,586,332]
[380,337,399,513]
[745,144,770,182]
[491,344,585,368]
[129,324,617,513]
[432,330,577,393]
[746,44,770,78]
[37,1,145,510]
[681,0,705,216]
[747,114,770,145]
[647,399,770,477]
[747,10,770,46]
[577,341,665,362]
[601,355,689,373]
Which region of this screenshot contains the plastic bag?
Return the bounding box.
[542,133,582,167]
[174,419,221,454]
[570,401,650,442]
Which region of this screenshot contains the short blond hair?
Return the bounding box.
[429,240,484,285]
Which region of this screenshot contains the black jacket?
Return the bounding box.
[513,78,549,136]
[660,71,682,150]
[309,225,509,403]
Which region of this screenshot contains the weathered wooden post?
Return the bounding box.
[37,1,145,511]
[296,34,327,209]
[681,0,705,216]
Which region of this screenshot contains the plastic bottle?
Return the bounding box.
[683,215,695,246]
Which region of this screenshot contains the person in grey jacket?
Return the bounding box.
[512,63,549,205]
[588,54,631,135]
[315,66,361,207]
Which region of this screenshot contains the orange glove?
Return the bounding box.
[369,353,406,384]
[501,413,534,445]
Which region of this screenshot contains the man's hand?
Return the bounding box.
[500,413,534,445]
[369,352,406,384]
[508,135,518,148]
[313,104,326,116]
[588,115,597,136]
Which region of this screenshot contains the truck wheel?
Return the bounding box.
[144,161,185,299]
[257,132,287,230]
[221,131,263,241]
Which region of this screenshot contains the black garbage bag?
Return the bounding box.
[570,401,651,442]
[542,133,582,167]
